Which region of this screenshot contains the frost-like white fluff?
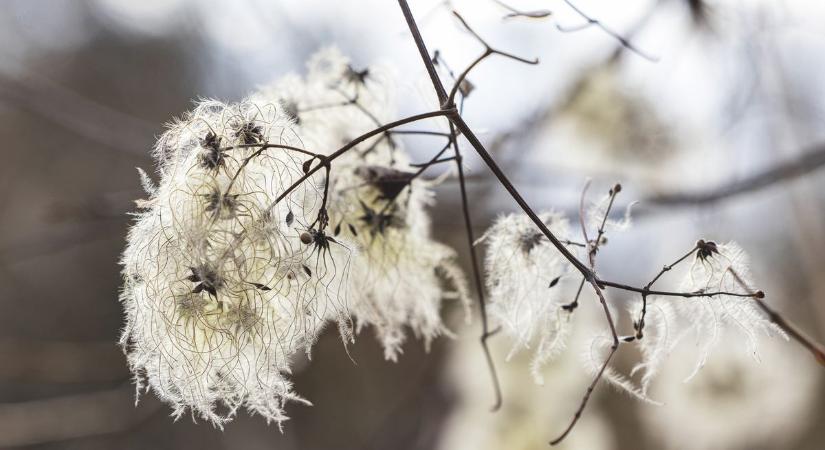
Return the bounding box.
[675,241,786,380]
[254,47,469,361]
[592,242,787,402]
[121,98,350,427]
[121,47,468,426]
[480,211,577,383]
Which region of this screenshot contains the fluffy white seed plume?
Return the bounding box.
[585,189,634,233]
[122,46,469,427]
[627,298,680,397]
[255,47,469,360]
[676,241,786,380]
[480,211,577,383]
[120,97,352,427]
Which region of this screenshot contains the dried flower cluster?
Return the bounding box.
[479,203,786,407]
[120,48,467,426]
[479,211,576,384]
[117,21,817,440]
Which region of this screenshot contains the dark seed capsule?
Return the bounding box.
[286,210,294,226]
[347,223,358,236]
[300,232,312,245]
[302,265,312,277]
[302,159,313,174]
[548,276,561,288]
[334,223,341,236]
[251,282,271,291]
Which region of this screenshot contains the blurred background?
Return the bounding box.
[1,0,824,449]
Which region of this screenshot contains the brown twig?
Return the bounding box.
[447,11,539,106]
[648,143,825,206]
[729,269,825,367]
[550,183,622,445]
[557,0,659,62]
[492,0,552,20]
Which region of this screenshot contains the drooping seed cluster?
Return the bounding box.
[479,211,577,384]
[120,48,468,426]
[120,47,786,432]
[481,208,784,403]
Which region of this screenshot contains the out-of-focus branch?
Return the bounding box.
[557,0,659,62]
[648,143,825,206]
[0,71,156,157]
[0,385,161,447]
[0,339,127,383]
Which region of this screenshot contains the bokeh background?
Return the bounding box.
[1,0,824,449]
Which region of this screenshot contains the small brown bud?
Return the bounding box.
[754,290,765,299]
[300,232,312,245]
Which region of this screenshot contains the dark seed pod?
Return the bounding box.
[300,232,313,245]
[548,276,561,288]
[250,282,271,291]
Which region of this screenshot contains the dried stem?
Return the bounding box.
[270,109,451,208]
[648,142,825,206]
[492,0,552,20]
[729,269,825,367]
[551,183,622,445]
[636,244,699,338]
[449,120,503,411]
[550,279,619,446]
[558,0,659,62]
[447,11,539,106]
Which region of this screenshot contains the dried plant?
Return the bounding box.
[118,0,825,444]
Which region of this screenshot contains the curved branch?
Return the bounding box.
[648,143,825,206]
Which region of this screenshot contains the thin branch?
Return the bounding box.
[550,279,619,446]
[224,143,320,193]
[408,155,457,168]
[398,0,448,105]
[449,120,503,411]
[636,245,699,338]
[492,0,552,20]
[729,269,825,367]
[564,181,616,312]
[447,11,539,106]
[558,0,659,62]
[588,183,621,264]
[552,184,622,445]
[577,179,592,245]
[598,280,758,300]
[270,109,451,208]
[389,129,452,138]
[648,143,825,206]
